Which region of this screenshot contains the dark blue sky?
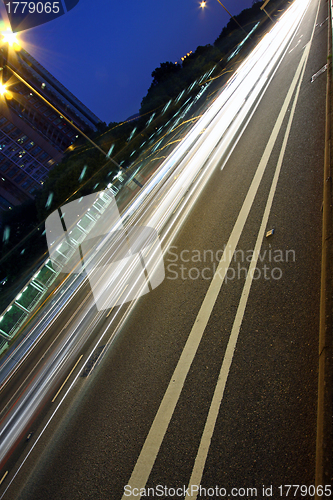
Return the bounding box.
[0,0,254,123]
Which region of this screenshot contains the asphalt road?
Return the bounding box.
[0,0,328,498]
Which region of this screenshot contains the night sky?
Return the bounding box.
[0,0,255,124]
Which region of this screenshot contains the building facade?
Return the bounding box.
[0,46,102,210]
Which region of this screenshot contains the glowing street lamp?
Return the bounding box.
[0,81,12,100]
[0,83,7,96]
[1,29,21,50]
[0,29,21,87]
[200,1,247,33]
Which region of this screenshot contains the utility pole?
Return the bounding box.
[215,0,248,34]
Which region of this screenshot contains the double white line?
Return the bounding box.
[122,3,319,498]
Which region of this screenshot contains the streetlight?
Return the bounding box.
[0,83,7,96]
[200,1,207,8]
[1,29,20,49]
[0,29,21,82]
[0,81,11,99]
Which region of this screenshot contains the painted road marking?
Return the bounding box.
[186,28,314,498]
[51,355,83,403]
[0,472,8,486]
[122,36,313,500]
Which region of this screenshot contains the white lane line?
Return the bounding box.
[186,33,313,499]
[121,40,311,500]
[51,355,83,403]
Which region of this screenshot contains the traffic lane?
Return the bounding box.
[0,267,135,479]
[200,104,325,500]
[0,291,104,476]
[4,1,325,497]
[147,0,326,490]
[192,0,327,492]
[0,275,96,417]
[134,0,325,488]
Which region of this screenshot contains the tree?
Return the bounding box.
[151,62,181,87]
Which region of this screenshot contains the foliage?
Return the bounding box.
[151,62,182,87]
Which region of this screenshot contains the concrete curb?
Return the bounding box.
[315,0,333,494]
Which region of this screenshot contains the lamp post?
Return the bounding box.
[0,30,143,188]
